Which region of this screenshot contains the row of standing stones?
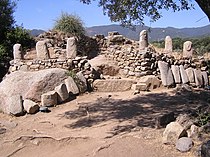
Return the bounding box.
[4,30,210,156]
[8,30,210,115]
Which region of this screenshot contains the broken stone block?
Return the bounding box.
[138,75,161,90]
[23,99,39,114]
[8,95,24,116]
[93,79,136,92]
[65,76,79,95]
[55,84,69,103]
[41,91,58,107]
[131,83,147,91]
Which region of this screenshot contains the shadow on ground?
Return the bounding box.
[61,89,210,135]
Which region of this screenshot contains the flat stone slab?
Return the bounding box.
[93,79,136,92]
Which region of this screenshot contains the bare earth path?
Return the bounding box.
[0,89,209,157]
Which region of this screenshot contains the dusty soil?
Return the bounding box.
[0,88,210,157]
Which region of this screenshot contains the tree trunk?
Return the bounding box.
[195,0,210,21]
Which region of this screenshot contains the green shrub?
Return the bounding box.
[53,12,85,38]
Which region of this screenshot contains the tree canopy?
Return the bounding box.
[80,0,210,26]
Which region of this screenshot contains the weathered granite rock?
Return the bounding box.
[158,61,174,86]
[93,79,136,92]
[13,44,23,60]
[179,65,189,84]
[176,137,193,152]
[41,91,58,107]
[0,68,68,113]
[8,95,24,116]
[138,75,161,90]
[23,99,39,114]
[139,30,148,50]
[183,41,193,58]
[164,36,172,53]
[66,37,77,59]
[201,140,210,157]
[171,65,181,84]
[163,122,188,145]
[201,71,209,86]
[194,69,203,87]
[186,67,195,83]
[36,41,50,60]
[65,76,79,95]
[55,84,69,103]
[75,72,87,93]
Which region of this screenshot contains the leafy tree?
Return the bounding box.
[53,12,85,38]
[0,0,16,43]
[79,0,210,26]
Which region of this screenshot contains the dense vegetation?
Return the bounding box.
[53,12,86,38]
[0,0,35,80]
[152,36,210,55]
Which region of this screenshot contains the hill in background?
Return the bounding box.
[86,24,210,41]
[30,24,210,41]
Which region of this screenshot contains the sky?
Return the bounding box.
[14,0,210,30]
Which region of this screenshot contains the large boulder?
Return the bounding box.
[0,68,68,113]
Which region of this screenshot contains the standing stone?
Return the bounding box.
[8,95,24,116]
[139,30,148,50]
[202,71,209,86]
[186,67,195,83]
[164,36,172,53]
[171,65,181,84]
[194,69,203,87]
[179,65,189,84]
[13,44,23,60]
[23,99,39,114]
[65,76,79,95]
[66,37,77,59]
[41,91,58,107]
[183,41,193,58]
[55,84,69,103]
[36,41,50,60]
[158,61,174,86]
[201,140,210,157]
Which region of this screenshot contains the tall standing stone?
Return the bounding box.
[179,65,189,84]
[13,44,23,60]
[201,71,209,86]
[183,41,193,58]
[158,61,174,86]
[171,65,181,84]
[66,37,77,59]
[164,36,172,53]
[36,41,50,60]
[194,69,203,87]
[139,30,148,51]
[186,67,195,83]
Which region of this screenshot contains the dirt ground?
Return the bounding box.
[0,87,210,157]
